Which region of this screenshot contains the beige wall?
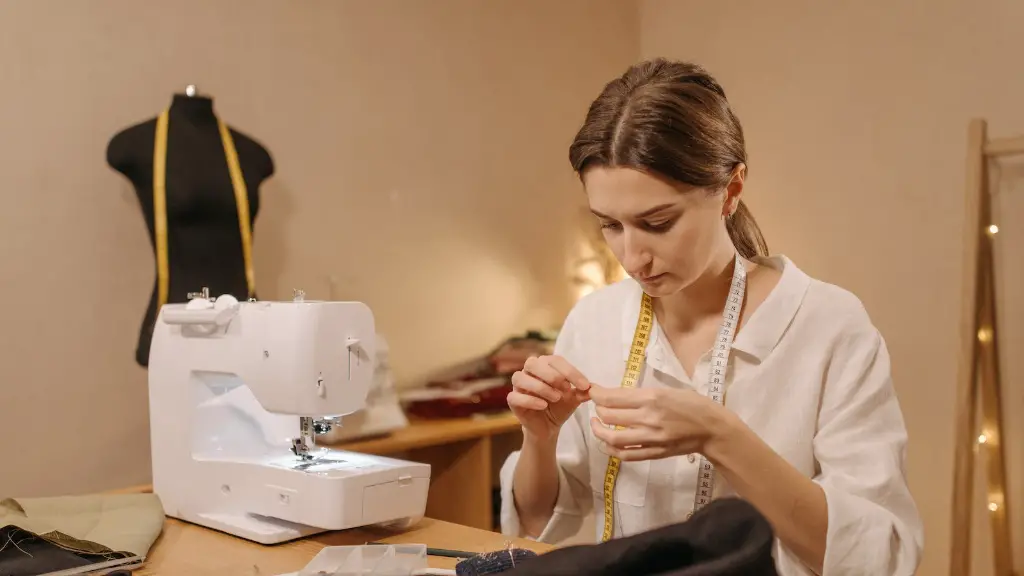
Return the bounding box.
[640,1,1024,575]
[0,0,636,494]
[2,0,1020,574]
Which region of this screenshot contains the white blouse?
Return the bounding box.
[499,255,924,576]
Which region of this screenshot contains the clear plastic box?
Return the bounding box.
[296,544,429,575]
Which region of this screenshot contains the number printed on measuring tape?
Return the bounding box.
[600,253,746,541]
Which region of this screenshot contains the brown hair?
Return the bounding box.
[568,58,768,259]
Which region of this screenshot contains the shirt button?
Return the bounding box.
[687,454,696,463]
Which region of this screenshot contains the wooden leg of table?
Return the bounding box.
[489,431,524,531]
[409,437,493,531]
[490,430,523,485]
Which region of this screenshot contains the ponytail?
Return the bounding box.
[726,200,769,259]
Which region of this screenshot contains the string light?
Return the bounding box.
[987,489,1005,514]
[974,214,1002,514]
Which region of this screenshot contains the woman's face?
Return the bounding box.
[583,166,741,297]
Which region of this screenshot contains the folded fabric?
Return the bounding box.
[0,492,164,559]
[501,497,779,576]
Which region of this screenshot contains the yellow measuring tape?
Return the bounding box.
[152,109,256,311]
[600,291,653,542]
[599,254,746,542]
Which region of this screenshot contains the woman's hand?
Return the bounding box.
[508,355,592,442]
[588,385,736,461]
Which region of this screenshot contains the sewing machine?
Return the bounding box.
[147,288,431,545]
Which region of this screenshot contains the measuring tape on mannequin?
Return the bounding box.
[600,253,747,542]
[153,109,256,310]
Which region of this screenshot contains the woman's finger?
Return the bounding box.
[522,356,570,394]
[594,405,647,428]
[511,371,562,403]
[507,390,547,411]
[588,384,648,408]
[603,445,666,462]
[590,417,661,449]
[571,387,591,404]
[547,355,592,391]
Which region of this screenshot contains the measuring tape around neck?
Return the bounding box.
[152,109,256,311]
[600,253,747,542]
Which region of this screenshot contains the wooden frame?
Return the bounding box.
[950,118,1018,576]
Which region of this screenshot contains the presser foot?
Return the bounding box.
[290,416,342,460]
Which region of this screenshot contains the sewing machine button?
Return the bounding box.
[687,454,696,463]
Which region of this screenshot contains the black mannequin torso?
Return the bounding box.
[107,93,274,367]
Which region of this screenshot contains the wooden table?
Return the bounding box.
[111,484,551,575]
[138,516,549,575]
[327,412,524,531]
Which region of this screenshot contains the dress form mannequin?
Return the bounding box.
[106,87,274,367]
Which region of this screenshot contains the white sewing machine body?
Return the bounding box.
[147,290,430,545]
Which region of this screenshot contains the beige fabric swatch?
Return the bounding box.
[0,493,164,558]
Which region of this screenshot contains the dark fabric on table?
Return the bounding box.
[0,524,137,576]
[502,497,779,576]
[456,548,540,575]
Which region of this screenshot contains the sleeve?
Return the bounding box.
[811,326,924,576]
[498,309,594,544]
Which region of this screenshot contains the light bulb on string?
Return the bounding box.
[977,425,996,445]
[987,224,999,236]
[987,490,1004,514]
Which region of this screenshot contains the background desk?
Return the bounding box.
[327,411,524,532]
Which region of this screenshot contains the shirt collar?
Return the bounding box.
[620,255,810,364]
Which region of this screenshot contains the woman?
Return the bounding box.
[499,58,924,576]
